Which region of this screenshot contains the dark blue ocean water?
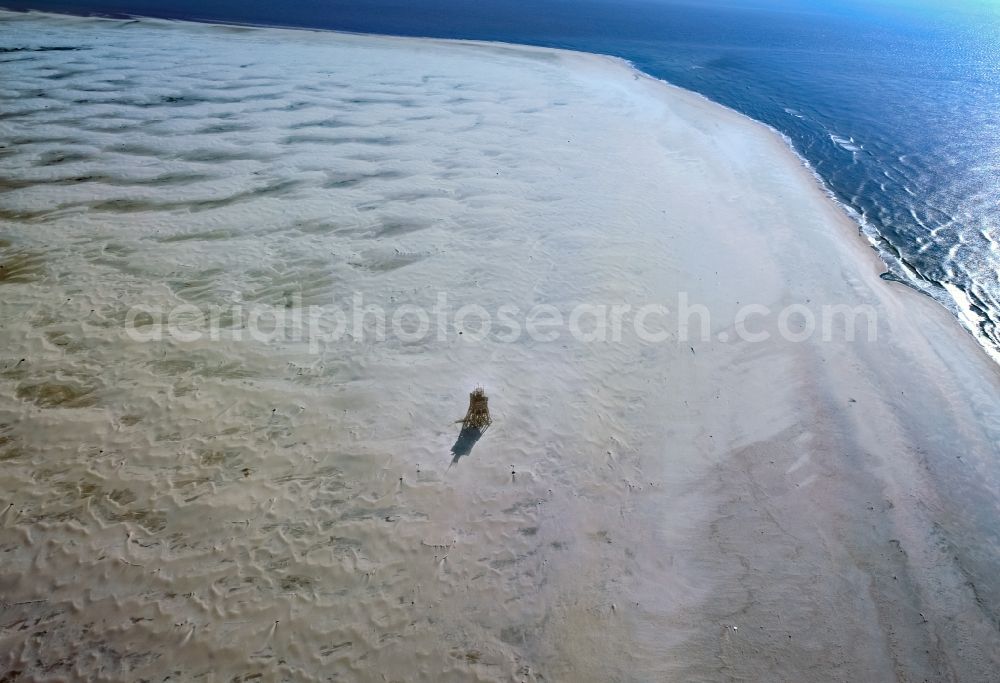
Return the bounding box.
[5,0,1000,359]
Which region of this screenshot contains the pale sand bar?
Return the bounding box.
[0,12,999,681]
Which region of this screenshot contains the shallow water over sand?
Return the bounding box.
[0,14,678,680]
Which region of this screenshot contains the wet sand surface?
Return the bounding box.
[1,12,999,681]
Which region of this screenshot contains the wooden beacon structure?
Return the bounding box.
[458,386,493,431]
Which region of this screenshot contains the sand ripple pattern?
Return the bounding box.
[0,12,662,681]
